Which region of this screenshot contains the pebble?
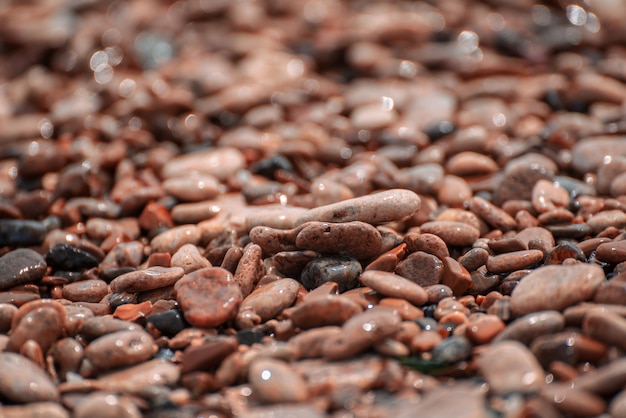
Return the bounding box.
[510,264,605,316]
[359,270,428,306]
[468,196,517,232]
[0,352,58,403]
[395,251,444,287]
[233,244,264,297]
[322,307,402,360]
[583,310,626,352]
[295,189,421,226]
[396,384,487,418]
[287,295,363,329]
[595,240,626,264]
[295,221,382,260]
[404,233,449,260]
[532,179,570,213]
[465,314,505,345]
[170,244,212,274]
[236,278,300,329]
[161,147,246,182]
[96,359,180,394]
[431,335,472,364]
[175,267,243,328]
[162,174,223,202]
[1,402,69,418]
[531,331,607,368]
[300,256,362,292]
[445,151,498,177]
[170,200,222,224]
[150,225,201,254]
[46,244,101,271]
[0,219,47,247]
[477,341,545,395]
[486,249,544,274]
[540,384,607,417]
[85,329,155,370]
[594,279,626,304]
[110,266,185,293]
[62,279,110,303]
[0,248,47,290]
[442,256,473,296]
[73,392,142,418]
[249,358,309,403]
[493,310,565,345]
[587,209,626,234]
[571,136,626,174]
[397,164,444,195]
[419,221,480,247]
[8,300,66,353]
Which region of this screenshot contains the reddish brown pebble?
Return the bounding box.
[468,196,517,232]
[419,221,480,247]
[85,330,155,370]
[110,267,185,293]
[175,267,243,328]
[404,233,450,260]
[249,358,309,403]
[359,270,428,306]
[465,313,505,345]
[295,221,382,260]
[287,295,363,329]
[61,279,110,303]
[595,240,626,264]
[486,249,544,274]
[442,257,473,296]
[0,352,58,403]
[396,251,444,287]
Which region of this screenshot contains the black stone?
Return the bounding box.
[0,219,46,247]
[46,243,100,271]
[147,309,187,337]
[236,329,265,346]
[432,336,472,364]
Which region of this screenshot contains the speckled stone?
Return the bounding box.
[295,189,420,226]
[295,221,382,260]
[175,267,243,328]
[300,256,362,292]
[510,264,605,316]
[85,330,155,370]
[0,248,47,291]
[110,266,185,293]
[395,251,444,287]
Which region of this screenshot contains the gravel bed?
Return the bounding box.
[1,0,626,417]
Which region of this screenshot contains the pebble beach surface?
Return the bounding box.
[1,0,626,417]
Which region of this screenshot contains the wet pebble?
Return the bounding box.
[300,256,362,292]
[395,251,444,287]
[162,174,223,202]
[595,240,626,264]
[73,392,141,418]
[46,244,100,272]
[419,221,480,247]
[510,264,605,316]
[110,266,185,293]
[359,270,428,306]
[175,267,243,328]
[235,278,300,329]
[161,147,246,182]
[85,330,155,370]
[96,359,180,394]
[486,249,544,274]
[465,314,505,345]
[150,225,201,254]
[171,244,212,274]
[0,248,47,290]
[62,279,109,303]
[249,358,309,403]
[477,341,545,395]
[0,352,58,402]
[287,295,363,329]
[295,221,382,260]
[493,310,565,345]
[0,220,47,247]
[1,402,69,418]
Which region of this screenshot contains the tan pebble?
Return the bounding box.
[350,101,398,130]
[373,338,410,357]
[322,307,402,360]
[359,270,428,306]
[249,358,309,403]
[85,330,155,370]
[378,298,424,321]
[438,310,468,327]
[410,330,443,353]
[419,221,480,247]
[436,208,484,231]
[150,225,201,254]
[171,244,211,274]
[477,341,545,395]
[435,297,470,319]
[161,147,245,182]
[465,313,505,344]
[295,189,420,226]
[170,200,221,224]
[486,249,544,274]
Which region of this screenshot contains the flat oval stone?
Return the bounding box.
[468,196,516,232]
[162,174,222,202]
[62,279,110,303]
[595,240,626,264]
[587,209,626,234]
[175,267,242,328]
[161,147,246,182]
[96,359,180,394]
[46,244,100,272]
[510,264,606,316]
[395,251,444,287]
[295,221,382,260]
[486,250,544,274]
[73,392,141,418]
[85,330,155,370]
[0,352,58,402]
[236,278,300,328]
[493,310,565,345]
[295,189,420,226]
[170,244,212,274]
[477,341,545,395]
[249,358,309,403]
[150,225,201,254]
[359,270,428,306]
[288,295,363,329]
[0,248,47,291]
[322,307,402,360]
[110,266,185,293]
[300,256,362,292]
[419,221,480,247]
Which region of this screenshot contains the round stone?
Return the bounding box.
[0,248,47,291]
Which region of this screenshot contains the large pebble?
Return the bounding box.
[249,358,309,403]
[295,189,420,225]
[85,330,155,370]
[477,340,545,395]
[510,264,605,316]
[493,310,565,345]
[587,210,626,234]
[150,225,201,254]
[0,248,47,290]
[236,278,300,329]
[110,266,185,293]
[62,279,109,303]
[73,392,141,418]
[0,352,58,402]
[359,270,428,306]
[161,147,245,181]
[322,307,401,360]
[595,240,626,264]
[175,267,243,328]
[571,136,626,174]
[300,256,362,292]
[96,359,180,394]
[8,300,66,353]
[162,174,222,202]
[288,295,363,329]
[486,249,544,274]
[395,251,444,287]
[295,221,382,260]
[1,402,69,418]
[419,221,480,247]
